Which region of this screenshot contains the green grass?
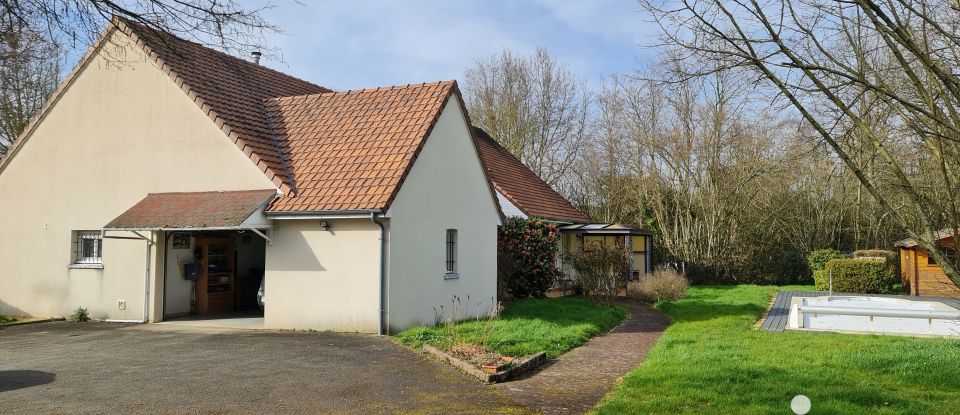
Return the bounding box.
[593,285,960,414]
[0,314,15,324]
[396,296,628,358]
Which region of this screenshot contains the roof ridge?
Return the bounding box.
[270,80,457,104]
[114,17,332,94]
[146,189,277,196]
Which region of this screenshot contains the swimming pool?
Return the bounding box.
[786,295,960,337]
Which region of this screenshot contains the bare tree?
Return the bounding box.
[464,47,590,186]
[0,14,59,155]
[643,0,960,284]
[0,0,276,55]
[0,1,278,155]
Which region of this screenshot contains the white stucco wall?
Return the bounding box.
[386,97,500,332]
[263,219,381,331]
[497,191,527,219]
[0,30,276,320]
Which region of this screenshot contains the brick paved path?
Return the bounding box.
[495,299,671,414]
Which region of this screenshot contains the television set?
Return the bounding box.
[183,263,202,280]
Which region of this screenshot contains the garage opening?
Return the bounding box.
[162,231,266,327]
[102,189,278,329]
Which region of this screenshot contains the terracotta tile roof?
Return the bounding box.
[264,82,457,212]
[104,190,277,229]
[472,127,590,223]
[119,18,331,192]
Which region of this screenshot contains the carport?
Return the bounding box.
[102,190,277,326]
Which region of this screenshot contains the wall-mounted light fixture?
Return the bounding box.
[320,220,330,231]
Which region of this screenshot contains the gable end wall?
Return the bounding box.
[0,30,275,319]
[386,97,500,331]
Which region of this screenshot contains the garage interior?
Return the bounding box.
[162,231,266,327]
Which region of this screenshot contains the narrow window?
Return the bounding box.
[445,229,457,275]
[73,231,103,264]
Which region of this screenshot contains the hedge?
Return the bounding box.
[813,258,898,294]
[807,248,843,272]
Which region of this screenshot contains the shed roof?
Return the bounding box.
[104,190,277,230]
[896,229,958,248]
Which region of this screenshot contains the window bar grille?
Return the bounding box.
[446,229,456,273]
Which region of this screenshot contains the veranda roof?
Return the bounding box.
[557,223,652,236]
[103,190,277,231]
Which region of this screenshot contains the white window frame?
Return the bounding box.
[72,231,103,265]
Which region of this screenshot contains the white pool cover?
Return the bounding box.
[787,296,960,337]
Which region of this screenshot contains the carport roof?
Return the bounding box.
[104,189,277,230]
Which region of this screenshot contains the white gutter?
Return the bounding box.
[105,226,271,232]
[269,214,377,220]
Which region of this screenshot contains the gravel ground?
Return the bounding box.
[0,322,533,415]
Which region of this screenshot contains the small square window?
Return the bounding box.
[73,231,103,264]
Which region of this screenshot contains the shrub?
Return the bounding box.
[812,269,830,291]
[807,248,843,272]
[632,267,689,303]
[814,258,898,294]
[69,307,90,322]
[566,243,629,306]
[498,217,561,298]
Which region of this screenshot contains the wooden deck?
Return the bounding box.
[759,291,960,332]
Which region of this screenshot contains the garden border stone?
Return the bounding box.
[422,344,547,383]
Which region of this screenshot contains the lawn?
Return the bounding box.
[592,285,960,414]
[396,296,628,358]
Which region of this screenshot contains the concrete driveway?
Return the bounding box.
[0,322,533,414]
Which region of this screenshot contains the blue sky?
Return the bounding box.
[248,0,658,91]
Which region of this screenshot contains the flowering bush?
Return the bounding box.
[498,217,561,298]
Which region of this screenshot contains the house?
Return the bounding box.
[0,18,502,333]
[896,230,960,298]
[473,128,653,278]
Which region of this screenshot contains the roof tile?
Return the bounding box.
[472,128,590,223]
[265,82,456,213]
[105,190,277,229]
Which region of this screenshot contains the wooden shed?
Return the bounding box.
[896,230,960,298]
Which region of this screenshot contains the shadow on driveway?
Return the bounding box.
[0,370,56,392]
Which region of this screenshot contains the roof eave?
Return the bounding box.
[264,209,384,219]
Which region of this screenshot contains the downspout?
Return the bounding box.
[371,212,388,335]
